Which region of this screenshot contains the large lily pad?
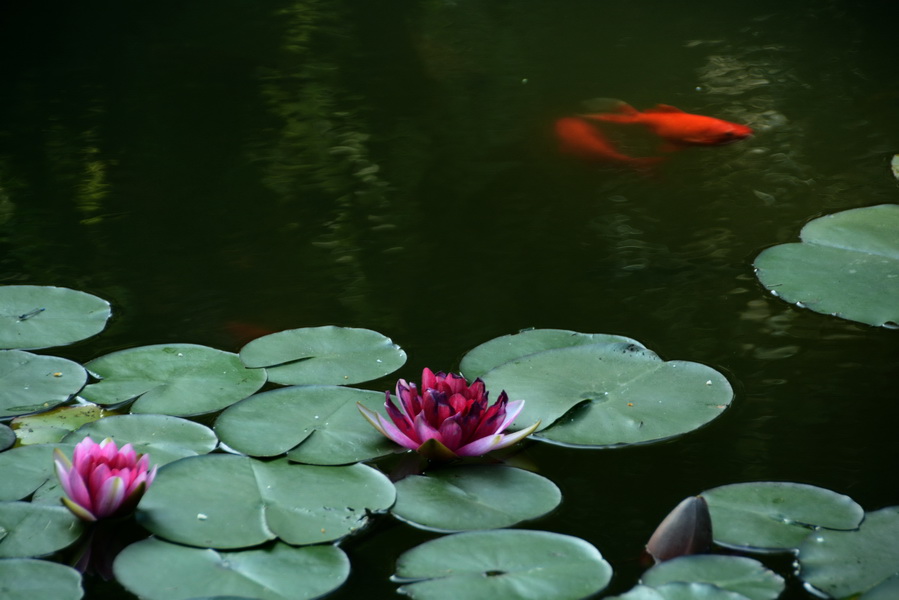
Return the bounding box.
[460,329,640,379]
[641,555,784,600]
[0,285,111,350]
[114,537,349,600]
[0,350,87,418]
[137,454,395,548]
[238,326,406,385]
[464,331,732,447]
[0,502,84,558]
[607,583,752,600]
[80,344,266,416]
[215,385,395,465]
[754,204,899,328]
[798,506,899,599]
[0,443,76,501]
[394,529,612,599]
[0,558,84,600]
[702,482,864,552]
[63,414,218,466]
[391,465,561,532]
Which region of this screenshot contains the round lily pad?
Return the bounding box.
[0,285,111,350]
[798,506,899,599]
[860,574,899,600]
[470,333,732,447]
[114,537,349,600]
[0,350,87,418]
[63,413,218,466]
[0,558,84,600]
[641,555,784,600]
[460,328,640,379]
[754,204,899,328]
[391,465,561,532]
[607,583,752,600]
[215,385,395,465]
[137,454,395,549]
[0,502,84,558]
[394,529,612,599]
[0,443,76,501]
[702,482,864,552]
[80,344,266,416]
[238,326,406,386]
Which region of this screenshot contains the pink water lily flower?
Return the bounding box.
[54,436,158,522]
[358,368,540,460]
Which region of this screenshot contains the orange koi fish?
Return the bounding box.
[554,116,664,170]
[582,102,753,150]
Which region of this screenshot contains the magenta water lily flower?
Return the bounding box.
[54,436,158,522]
[358,368,540,460]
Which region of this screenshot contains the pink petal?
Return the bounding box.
[66,469,94,515]
[62,496,97,522]
[94,476,126,518]
[437,417,463,451]
[357,402,421,450]
[496,398,526,431]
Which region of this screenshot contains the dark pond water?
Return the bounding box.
[1,1,897,598]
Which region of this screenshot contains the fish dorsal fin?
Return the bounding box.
[581,97,638,115]
[646,104,685,113]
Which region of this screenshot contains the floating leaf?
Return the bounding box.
[137,455,395,549]
[0,350,87,418]
[114,537,349,600]
[460,328,640,379]
[0,285,111,350]
[239,326,406,385]
[641,555,784,600]
[0,422,14,451]
[607,583,751,600]
[394,529,612,600]
[11,404,111,445]
[63,413,218,465]
[754,204,899,328]
[798,506,899,599]
[391,465,561,532]
[467,332,732,447]
[0,558,84,600]
[0,502,84,558]
[215,385,395,465]
[703,481,864,552]
[0,443,76,501]
[860,574,899,600]
[80,344,266,416]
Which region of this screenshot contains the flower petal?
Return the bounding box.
[61,495,97,522]
[357,402,420,450]
[94,476,126,519]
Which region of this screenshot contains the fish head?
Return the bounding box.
[712,122,753,144]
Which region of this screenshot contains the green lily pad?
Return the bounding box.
[215,385,395,465]
[460,328,640,379]
[238,326,406,385]
[0,558,84,600]
[703,482,864,552]
[0,422,14,451]
[391,465,561,532]
[754,204,899,328]
[860,574,899,600]
[63,413,218,466]
[114,537,349,600]
[0,285,111,350]
[394,529,612,600]
[607,583,752,600]
[80,344,266,416]
[0,443,76,501]
[11,404,111,445]
[137,455,395,549]
[0,502,84,558]
[798,506,899,599]
[0,350,87,418]
[468,332,732,447]
[641,555,784,600]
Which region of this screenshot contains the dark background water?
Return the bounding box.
[1,1,897,598]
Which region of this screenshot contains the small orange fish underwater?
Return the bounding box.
[555,100,753,170]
